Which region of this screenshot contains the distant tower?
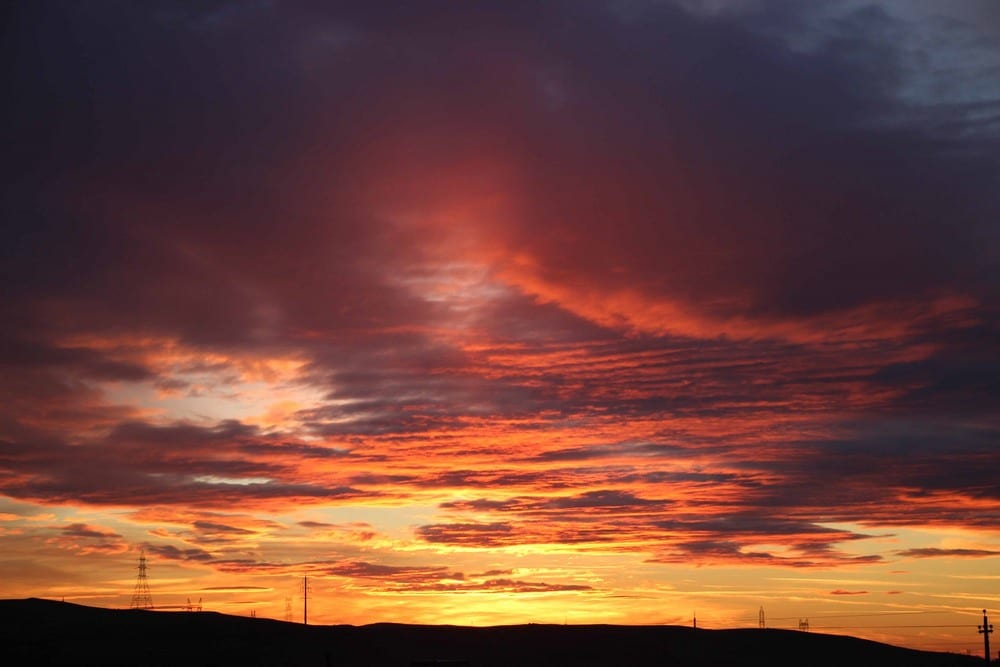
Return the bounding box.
[798,618,810,632]
[130,548,154,610]
[692,611,697,629]
[759,606,765,629]
[285,597,293,622]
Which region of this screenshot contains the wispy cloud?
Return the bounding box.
[898,548,1000,559]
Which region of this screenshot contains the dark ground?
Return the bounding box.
[0,598,982,666]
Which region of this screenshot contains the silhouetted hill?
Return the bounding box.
[0,598,981,666]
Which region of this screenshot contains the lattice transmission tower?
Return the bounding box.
[759,606,765,629]
[130,547,154,609]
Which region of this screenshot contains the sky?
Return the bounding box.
[2,0,999,654]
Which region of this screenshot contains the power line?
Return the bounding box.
[812,624,974,629]
[766,611,939,621]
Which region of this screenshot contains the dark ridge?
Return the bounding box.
[0,598,980,666]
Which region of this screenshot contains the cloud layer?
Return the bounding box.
[2,0,998,644]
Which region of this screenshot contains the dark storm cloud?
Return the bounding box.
[2,0,998,562]
[0,338,154,382]
[406,0,998,322]
[5,0,996,345]
[868,336,1000,414]
[4,0,461,349]
[738,419,1000,518]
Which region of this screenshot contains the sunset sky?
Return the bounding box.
[2,0,999,655]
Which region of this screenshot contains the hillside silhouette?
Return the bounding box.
[0,598,981,666]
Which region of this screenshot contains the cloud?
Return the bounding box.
[47,522,127,555]
[0,419,369,509]
[897,548,1000,559]
[471,569,514,578]
[415,522,519,548]
[60,523,122,540]
[408,578,593,594]
[0,337,154,382]
[192,520,256,535]
[647,537,881,569]
[530,442,695,463]
[323,561,461,583]
[133,548,588,595]
[0,0,998,587]
[441,489,670,515]
[146,544,215,563]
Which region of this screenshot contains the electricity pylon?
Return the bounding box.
[129,548,154,610]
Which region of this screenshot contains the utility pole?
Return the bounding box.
[980,609,994,665]
[759,606,765,629]
[303,576,308,625]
